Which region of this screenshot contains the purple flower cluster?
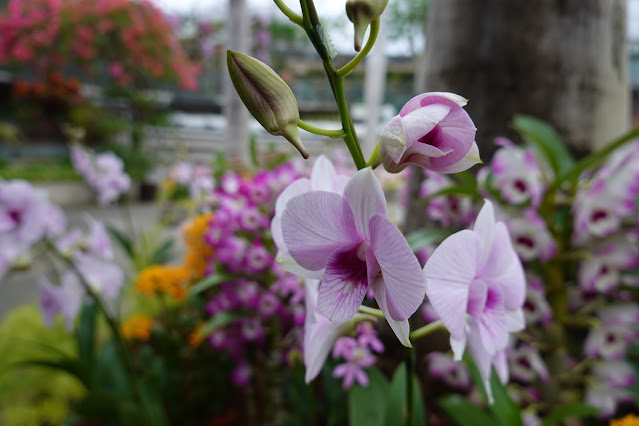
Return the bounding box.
[419,170,476,227]
[167,161,215,200]
[71,144,131,205]
[331,322,384,389]
[196,162,308,387]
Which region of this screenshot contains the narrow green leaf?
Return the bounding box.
[188,273,229,297]
[249,134,259,168]
[541,403,599,426]
[439,394,497,426]
[149,239,175,265]
[348,368,389,426]
[405,229,453,251]
[512,115,574,176]
[198,312,237,338]
[76,303,97,369]
[11,358,90,387]
[554,127,639,188]
[464,355,522,426]
[384,364,426,426]
[107,224,134,259]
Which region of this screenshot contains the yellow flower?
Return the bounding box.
[611,414,639,426]
[121,315,153,341]
[188,323,206,348]
[135,265,190,302]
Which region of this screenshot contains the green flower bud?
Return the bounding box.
[227,50,308,159]
[345,0,388,51]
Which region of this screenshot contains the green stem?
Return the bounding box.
[297,119,345,139]
[364,141,381,168]
[409,320,446,341]
[50,242,155,425]
[273,0,303,26]
[333,75,366,169]
[336,18,380,78]
[405,348,414,426]
[357,305,385,319]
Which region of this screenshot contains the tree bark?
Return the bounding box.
[405,0,629,232]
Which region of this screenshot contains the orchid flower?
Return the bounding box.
[271,155,350,278]
[282,168,426,346]
[424,200,526,401]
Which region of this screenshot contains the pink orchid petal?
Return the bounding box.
[343,168,387,239]
[400,92,468,116]
[318,243,369,322]
[493,349,509,384]
[481,223,526,310]
[424,229,481,339]
[365,246,381,286]
[369,215,425,321]
[371,277,411,347]
[450,335,467,361]
[506,308,526,333]
[311,155,341,192]
[477,306,508,355]
[379,115,408,165]
[473,200,496,263]
[435,141,482,174]
[276,249,324,279]
[424,106,476,171]
[274,178,311,217]
[282,191,361,271]
[401,104,451,149]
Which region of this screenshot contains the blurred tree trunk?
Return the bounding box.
[404,0,629,232]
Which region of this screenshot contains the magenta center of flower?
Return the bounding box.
[516,235,536,249]
[513,179,528,193]
[8,209,21,225]
[591,209,608,223]
[418,124,445,149]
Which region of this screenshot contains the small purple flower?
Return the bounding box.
[420,170,475,227]
[584,304,639,360]
[522,278,552,326]
[0,180,48,252]
[508,344,549,383]
[379,92,480,174]
[489,139,546,207]
[245,242,272,273]
[573,180,623,244]
[281,168,426,346]
[356,322,384,353]
[39,272,84,329]
[240,317,265,342]
[231,362,253,388]
[505,210,556,262]
[85,216,113,260]
[258,291,281,319]
[578,237,639,293]
[333,345,376,389]
[585,360,635,418]
[424,200,526,401]
[426,352,471,390]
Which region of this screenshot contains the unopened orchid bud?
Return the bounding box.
[345,0,388,51]
[379,92,481,174]
[227,50,308,159]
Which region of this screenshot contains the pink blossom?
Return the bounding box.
[585,360,635,418]
[379,92,480,174]
[39,272,83,329]
[420,170,475,227]
[508,344,549,383]
[424,200,526,401]
[332,345,376,389]
[584,304,639,360]
[505,209,556,262]
[231,362,252,388]
[426,352,471,390]
[578,236,639,293]
[281,168,426,346]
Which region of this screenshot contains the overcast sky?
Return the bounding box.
[153,0,639,42]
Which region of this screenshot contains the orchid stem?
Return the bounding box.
[405,347,414,426]
[409,320,446,341]
[358,305,385,319]
[273,0,303,26]
[337,18,380,78]
[364,141,381,168]
[297,119,345,139]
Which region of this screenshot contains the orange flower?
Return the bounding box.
[135,264,190,302]
[188,323,206,348]
[611,414,639,426]
[121,315,153,341]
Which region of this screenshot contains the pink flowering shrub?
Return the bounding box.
[0,0,200,89]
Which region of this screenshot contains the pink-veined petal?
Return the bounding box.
[481,222,526,310]
[282,191,360,271]
[401,104,451,148]
[506,308,526,333]
[371,277,411,347]
[275,178,311,217]
[310,155,337,191]
[369,215,425,321]
[450,334,467,361]
[423,106,476,171]
[317,243,369,322]
[473,200,496,264]
[424,229,481,339]
[477,306,508,355]
[343,168,387,239]
[379,115,407,165]
[399,92,468,116]
[435,141,482,174]
[276,248,324,279]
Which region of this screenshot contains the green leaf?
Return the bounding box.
[148,239,175,265]
[11,357,90,387]
[554,127,639,188]
[188,273,229,297]
[197,312,237,338]
[465,355,522,426]
[348,368,389,426]
[512,115,574,176]
[541,403,599,426]
[385,364,426,426]
[107,224,134,259]
[139,379,169,426]
[249,134,259,168]
[406,228,453,251]
[76,303,97,369]
[439,394,497,426]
